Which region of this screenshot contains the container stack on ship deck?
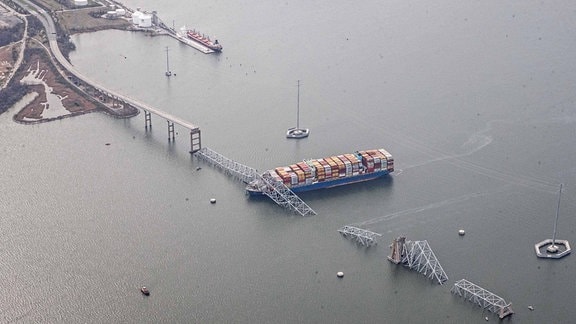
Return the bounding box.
[247,149,394,195]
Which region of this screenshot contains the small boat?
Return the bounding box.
[286,80,309,139]
[141,286,150,296]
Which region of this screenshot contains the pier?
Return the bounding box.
[195,148,316,216]
[451,279,514,319]
[338,226,381,247]
[387,236,448,285]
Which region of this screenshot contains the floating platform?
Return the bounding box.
[534,238,571,259]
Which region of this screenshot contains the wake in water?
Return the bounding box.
[389,118,559,194]
[354,186,511,227]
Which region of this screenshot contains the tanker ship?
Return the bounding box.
[246,149,394,196]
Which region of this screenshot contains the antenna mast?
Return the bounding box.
[296,80,300,129]
[165,46,172,76]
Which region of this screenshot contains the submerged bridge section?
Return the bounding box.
[388,236,449,285]
[259,171,317,216]
[195,148,317,216]
[451,279,514,319]
[338,226,381,247]
[195,147,258,183]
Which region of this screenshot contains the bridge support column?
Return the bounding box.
[167,121,175,141]
[190,128,201,153]
[144,111,152,129]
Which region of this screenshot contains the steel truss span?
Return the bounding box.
[338,226,381,247]
[195,148,316,216]
[195,147,258,183]
[387,236,449,285]
[451,279,514,319]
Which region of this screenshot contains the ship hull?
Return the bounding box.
[246,169,390,196]
[186,31,222,52]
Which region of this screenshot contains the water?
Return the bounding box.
[1,0,576,322]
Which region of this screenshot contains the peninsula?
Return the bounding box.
[0,0,157,123]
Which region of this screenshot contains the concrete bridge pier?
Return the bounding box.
[190,128,201,153]
[167,120,175,141]
[144,111,152,129]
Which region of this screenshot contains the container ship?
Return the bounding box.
[246,149,394,196]
[186,29,222,52]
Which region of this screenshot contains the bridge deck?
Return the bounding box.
[40,4,199,131]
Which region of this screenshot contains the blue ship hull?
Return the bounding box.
[246,169,390,196]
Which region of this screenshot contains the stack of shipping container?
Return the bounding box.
[267,149,394,189]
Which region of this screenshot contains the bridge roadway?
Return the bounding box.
[15,0,201,150]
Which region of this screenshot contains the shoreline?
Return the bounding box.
[1,0,142,123]
[10,49,138,124]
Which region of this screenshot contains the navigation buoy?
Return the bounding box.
[458,229,466,236]
[528,305,534,311]
[337,271,344,278]
[210,198,216,204]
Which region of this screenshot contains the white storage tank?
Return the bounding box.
[74,0,88,6]
[132,11,142,24]
[138,14,152,27]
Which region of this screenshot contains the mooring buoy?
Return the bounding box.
[210,198,216,204]
[337,271,344,278]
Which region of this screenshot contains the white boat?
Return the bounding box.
[286,80,309,139]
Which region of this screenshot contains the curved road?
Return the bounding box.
[13,0,199,131]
